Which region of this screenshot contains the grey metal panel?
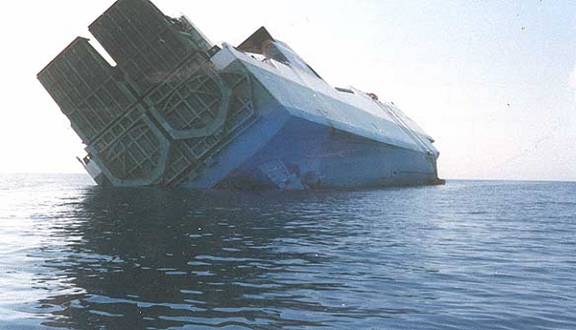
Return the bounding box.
[37,38,136,143]
[86,106,170,186]
[146,53,232,140]
[88,0,191,93]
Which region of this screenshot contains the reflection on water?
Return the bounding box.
[1,175,576,328]
[33,186,423,328]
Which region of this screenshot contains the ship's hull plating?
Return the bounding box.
[212,117,439,190]
[37,0,442,190]
[177,48,439,190]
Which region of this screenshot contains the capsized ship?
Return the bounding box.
[38,0,443,189]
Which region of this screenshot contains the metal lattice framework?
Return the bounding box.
[38,0,259,187]
[162,69,259,186]
[37,38,135,143]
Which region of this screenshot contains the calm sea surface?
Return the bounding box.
[0,174,575,329]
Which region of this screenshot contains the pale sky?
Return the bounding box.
[0,0,575,181]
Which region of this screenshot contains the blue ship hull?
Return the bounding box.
[37,0,442,190]
[212,118,439,190]
[183,45,440,189]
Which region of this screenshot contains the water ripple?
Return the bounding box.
[0,174,575,328]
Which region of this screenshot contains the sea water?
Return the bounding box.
[0,174,575,329]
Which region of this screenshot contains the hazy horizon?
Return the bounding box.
[1,0,574,181]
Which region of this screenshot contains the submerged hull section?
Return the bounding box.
[37,0,442,190]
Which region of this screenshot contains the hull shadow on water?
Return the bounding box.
[33,186,427,329]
